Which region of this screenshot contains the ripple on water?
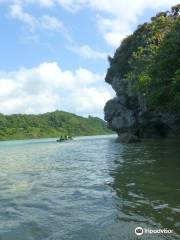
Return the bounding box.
[0,136,179,240]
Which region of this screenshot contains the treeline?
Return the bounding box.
[106,4,180,112]
[0,111,112,140]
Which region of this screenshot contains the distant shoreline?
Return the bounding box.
[0,111,113,141]
[0,133,115,142]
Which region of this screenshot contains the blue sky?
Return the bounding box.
[0,0,179,118]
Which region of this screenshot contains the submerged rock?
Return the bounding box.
[116,133,141,144]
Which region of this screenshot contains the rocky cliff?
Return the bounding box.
[104,76,180,143]
[104,5,180,143]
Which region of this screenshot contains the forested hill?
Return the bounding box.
[0,111,112,140]
[104,5,180,141]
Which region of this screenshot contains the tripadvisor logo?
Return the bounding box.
[135,227,144,236]
[135,226,173,236]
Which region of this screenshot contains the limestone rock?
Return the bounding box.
[104,74,180,140]
[104,97,136,132]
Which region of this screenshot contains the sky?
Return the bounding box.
[0,0,179,118]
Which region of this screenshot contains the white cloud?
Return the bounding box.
[87,0,179,47]
[51,0,179,47]
[0,62,113,117]
[3,0,179,47]
[67,44,107,59]
[55,0,85,11]
[37,0,55,7]
[10,4,36,30]
[40,15,64,30]
[9,3,65,32]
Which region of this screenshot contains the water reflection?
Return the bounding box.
[0,136,179,240]
[110,139,180,238]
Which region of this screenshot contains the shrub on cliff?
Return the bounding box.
[106,4,180,112]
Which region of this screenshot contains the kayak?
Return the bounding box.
[56,138,73,143]
[56,139,66,142]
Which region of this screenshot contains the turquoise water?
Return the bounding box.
[0,135,179,240]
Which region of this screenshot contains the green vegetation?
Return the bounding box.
[106,4,180,112]
[0,111,112,141]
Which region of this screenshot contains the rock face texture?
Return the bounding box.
[104,77,141,142]
[104,75,180,142]
[104,6,180,142]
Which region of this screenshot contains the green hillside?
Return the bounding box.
[0,111,112,141]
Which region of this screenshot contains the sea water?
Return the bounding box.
[0,135,179,240]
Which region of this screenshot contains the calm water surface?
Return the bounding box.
[0,135,179,240]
